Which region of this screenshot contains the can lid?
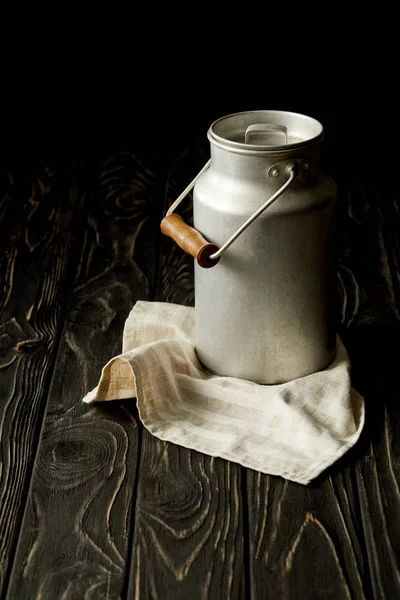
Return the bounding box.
[208,110,323,154]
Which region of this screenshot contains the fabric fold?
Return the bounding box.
[83,301,364,485]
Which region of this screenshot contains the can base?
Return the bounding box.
[195,346,337,385]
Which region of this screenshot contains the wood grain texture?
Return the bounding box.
[128,433,245,599]
[341,173,400,599]
[0,167,84,595]
[6,153,163,599]
[246,469,369,599]
[1,145,400,599]
[127,144,246,599]
[161,214,219,269]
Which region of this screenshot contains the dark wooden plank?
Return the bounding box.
[246,469,368,599]
[130,435,245,599]
[343,173,400,599]
[247,172,400,599]
[354,411,400,600]
[0,166,84,595]
[127,143,246,599]
[6,153,163,599]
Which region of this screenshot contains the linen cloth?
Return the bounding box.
[83,301,364,485]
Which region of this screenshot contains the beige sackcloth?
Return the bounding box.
[83,301,364,485]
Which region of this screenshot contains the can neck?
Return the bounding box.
[210,143,322,177]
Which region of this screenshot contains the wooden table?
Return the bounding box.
[0,144,399,599]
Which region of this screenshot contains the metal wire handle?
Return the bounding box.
[166,160,297,260]
[166,159,211,217]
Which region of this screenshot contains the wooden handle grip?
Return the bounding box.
[161,214,220,268]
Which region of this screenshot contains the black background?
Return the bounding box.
[1,43,397,181]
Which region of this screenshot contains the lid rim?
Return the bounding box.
[208,110,324,154]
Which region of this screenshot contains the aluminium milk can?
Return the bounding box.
[161,110,337,384]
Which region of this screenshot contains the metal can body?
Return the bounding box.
[193,111,337,384]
